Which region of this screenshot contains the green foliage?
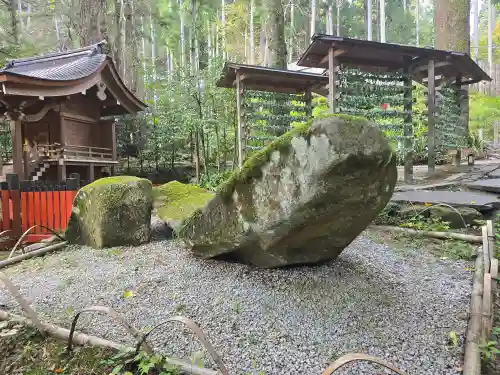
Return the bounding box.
[400,215,451,232]
[480,328,500,362]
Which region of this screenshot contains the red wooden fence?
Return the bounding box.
[0,174,83,243]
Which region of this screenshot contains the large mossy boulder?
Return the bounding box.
[154,181,214,234]
[66,176,153,248]
[179,114,397,268]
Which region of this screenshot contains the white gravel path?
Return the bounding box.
[0,235,472,375]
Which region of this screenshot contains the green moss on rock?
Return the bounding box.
[179,114,397,267]
[217,113,366,202]
[66,176,153,249]
[155,181,214,224]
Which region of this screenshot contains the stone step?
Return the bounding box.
[391,190,500,211]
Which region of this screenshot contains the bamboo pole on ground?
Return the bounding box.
[0,309,220,375]
[0,241,67,270]
[371,225,483,243]
[463,248,484,375]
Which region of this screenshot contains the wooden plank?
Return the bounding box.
[53,189,61,232]
[1,189,11,231]
[20,191,28,233]
[111,120,117,175]
[491,258,498,297]
[483,226,491,274]
[487,220,495,262]
[482,273,493,341]
[46,189,54,232]
[427,59,436,175]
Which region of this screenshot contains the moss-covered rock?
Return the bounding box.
[66,176,153,248]
[154,181,214,234]
[428,205,482,229]
[179,114,397,268]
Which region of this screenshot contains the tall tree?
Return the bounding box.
[435,0,471,135]
[266,0,287,68]
[435,0,470,53]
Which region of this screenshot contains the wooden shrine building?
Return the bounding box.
[0,42,147,182]
[219,36,491,183]
[297,34,492,182]
[217,62,328,167]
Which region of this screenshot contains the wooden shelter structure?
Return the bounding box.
[297,34,492,181]
[217,62,328,167]
[0,42,147,182]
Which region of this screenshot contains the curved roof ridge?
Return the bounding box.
[1,41,107,70]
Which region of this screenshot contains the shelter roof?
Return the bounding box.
[0,42,147,116]
[297,34,491,85]
[217,62,329,94]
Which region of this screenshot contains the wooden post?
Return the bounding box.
[328,46,337,114]
[427,59,436,175]
[10,119,24,180]
[89,164,95,182]
[494,120,499,145]
[111,121,117,176]
[403,67,413,183]
[58,115,66,180]
[304,89,312,118]
[236,71,243,168]
[7,174,21,236]
[455,76,465,167]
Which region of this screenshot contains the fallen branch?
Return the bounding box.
[0,241,68,270]
[371,225,483,243]
[0,309,220,375]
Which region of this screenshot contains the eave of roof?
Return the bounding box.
[297,34,491,85]
[217,62,328,94]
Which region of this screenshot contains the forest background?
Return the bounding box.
[0,0,499,185]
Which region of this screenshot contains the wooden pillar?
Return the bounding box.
[58,160,66,180]
[455,76,464,167]
[403,67,413,183]
[58,113,66,180]
[236,71,243,168]
[111,121,117,176]
[10,118,24,180]
[494,121,499,145]
[328,46,337,114]
[304,89,312,117]
[427,59,436,175]
[89,163,95,182]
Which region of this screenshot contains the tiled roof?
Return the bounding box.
[0,42,107,81]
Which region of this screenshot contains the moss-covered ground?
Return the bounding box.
[0,322,115,375]
[153,181,214,221]
[0,321,179,375]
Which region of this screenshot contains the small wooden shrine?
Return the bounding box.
[297,34,491,181]
[0,41,147,181]
[218,36,492,183]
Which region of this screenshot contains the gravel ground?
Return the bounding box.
[0,235,472,375]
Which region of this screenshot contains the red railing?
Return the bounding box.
[0,174,81,243]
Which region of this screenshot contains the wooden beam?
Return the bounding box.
[319,49,347,65]
[236,71,243,168]
[10,118,23,179]
[328,47,337,114]
[427,59,436,175]
[412,61,452,73]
